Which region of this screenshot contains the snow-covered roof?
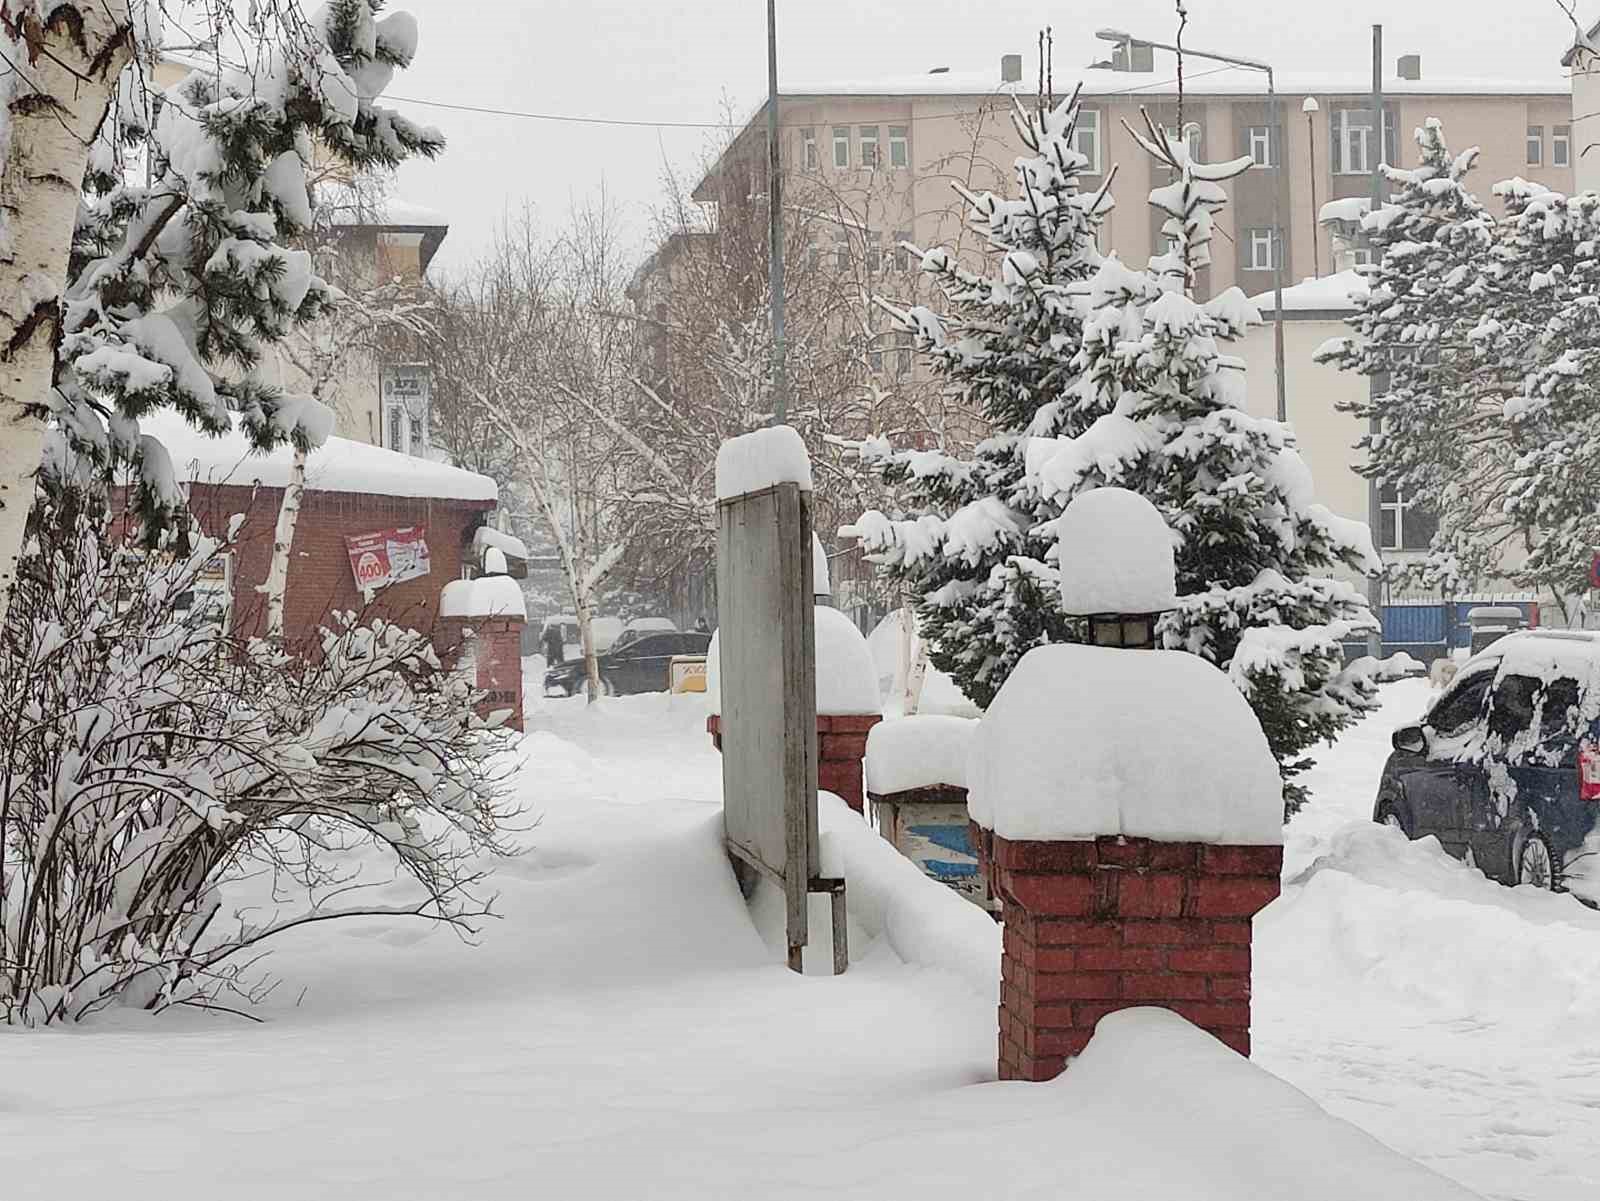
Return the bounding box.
[1250,270,1370,315]
[776,64,1569,101]
[967,643,1284,844]
[328,196,447,228]
[1318,197,1371,226]
[143,410,497,502]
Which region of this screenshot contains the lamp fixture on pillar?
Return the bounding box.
[1088,611,1162,650]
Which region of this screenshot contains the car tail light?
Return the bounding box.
[1581,741,1600,801]
[1528,603,1540,629]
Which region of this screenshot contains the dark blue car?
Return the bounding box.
[1375,630,1600,899]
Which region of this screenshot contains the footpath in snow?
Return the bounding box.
[0,677,1594,1199]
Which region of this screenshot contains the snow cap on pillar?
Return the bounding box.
[967,645,1284,843]
[1054,487,1177,615]
[705,606,878,717]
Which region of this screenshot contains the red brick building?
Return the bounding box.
[139,410,500,648]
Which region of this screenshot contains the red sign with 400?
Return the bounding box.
[345,527,431,591]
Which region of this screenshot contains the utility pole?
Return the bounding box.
[766,0,788,425]
[1367,24,1385,659]
[1269,67,1287,423]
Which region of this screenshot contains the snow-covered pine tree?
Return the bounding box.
[853,90,1114,705]
[1027,109,1384,813]
[1489,184,1600,613]
[1316,119,1498,592]
[31,2,441,547]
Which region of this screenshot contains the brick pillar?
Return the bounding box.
[707,713,881,813]
[437,614,526,733]
[986,834,1281,1082]
[816,714,880,813]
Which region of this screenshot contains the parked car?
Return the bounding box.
[544,631,711,697]
[1373,630,1600,897]
[1466,605,1527,656]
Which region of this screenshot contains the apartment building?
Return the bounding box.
[698,50,1571,309]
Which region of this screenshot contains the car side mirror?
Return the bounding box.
[1392,725,1427,755]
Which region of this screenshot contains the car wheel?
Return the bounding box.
[597,676,617,698]
[1377,803,1408,837]
[1516,833,1558,891]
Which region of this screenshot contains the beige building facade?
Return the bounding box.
[703,55,1572,313]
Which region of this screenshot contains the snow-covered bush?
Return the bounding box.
[0,497,515,1025]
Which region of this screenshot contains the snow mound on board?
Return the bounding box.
[968,644,1283,844]
[865,715,978,794]
[715,424,813,500]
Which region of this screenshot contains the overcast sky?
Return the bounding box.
[387,0,1586,279]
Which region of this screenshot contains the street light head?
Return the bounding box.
[1302,96,1321,113]
[1095,28,1133,44]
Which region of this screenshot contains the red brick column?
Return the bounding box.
[816,714,880,813]
[437,615,525,732]
[987,835,1281,1082]
[707,713,881,813]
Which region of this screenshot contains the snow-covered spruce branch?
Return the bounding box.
[0,497,518,1025]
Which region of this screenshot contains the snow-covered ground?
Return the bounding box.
[1260,679,1600,1201]
[3,675,1597,1198]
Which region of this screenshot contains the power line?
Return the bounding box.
[385,64,1246,134]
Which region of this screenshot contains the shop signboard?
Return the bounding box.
[345,526,431,591]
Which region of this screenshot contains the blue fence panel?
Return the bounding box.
[1381,604,1448,646]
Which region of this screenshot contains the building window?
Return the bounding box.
[1527,125,1544,166]
[1379,485,1438,551]
[1554,124,1570,167]
[1164,123,1202,160]
[892,230,912,272]
[1332,107,1392,175]
[1074,108,1101,174]
[801,127,818,170]
[1248,125,1274,167]
[860,125,880,168]
[893,329,913,376]
[888,125,909,168]
[868,330,884,373]
[833,126,850,168]
[1350,246,1376,268]
[835,238,850,272]
[1247,227,1280,271]
[864,230,882,275]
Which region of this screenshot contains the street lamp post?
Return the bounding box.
[1303,96,1321,278]
[1096,29,1288,424]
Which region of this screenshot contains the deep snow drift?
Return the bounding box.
[2,677,1596,1199]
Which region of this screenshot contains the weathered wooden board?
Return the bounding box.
[717,482,818,956]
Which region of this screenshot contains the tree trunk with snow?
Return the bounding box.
[258,444,307,640]
[575,587,602,702]
[0,6,132,628]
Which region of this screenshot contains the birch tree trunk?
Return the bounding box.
[0,7,133,627]
[258,444,307,640]
[575,586,602,702]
